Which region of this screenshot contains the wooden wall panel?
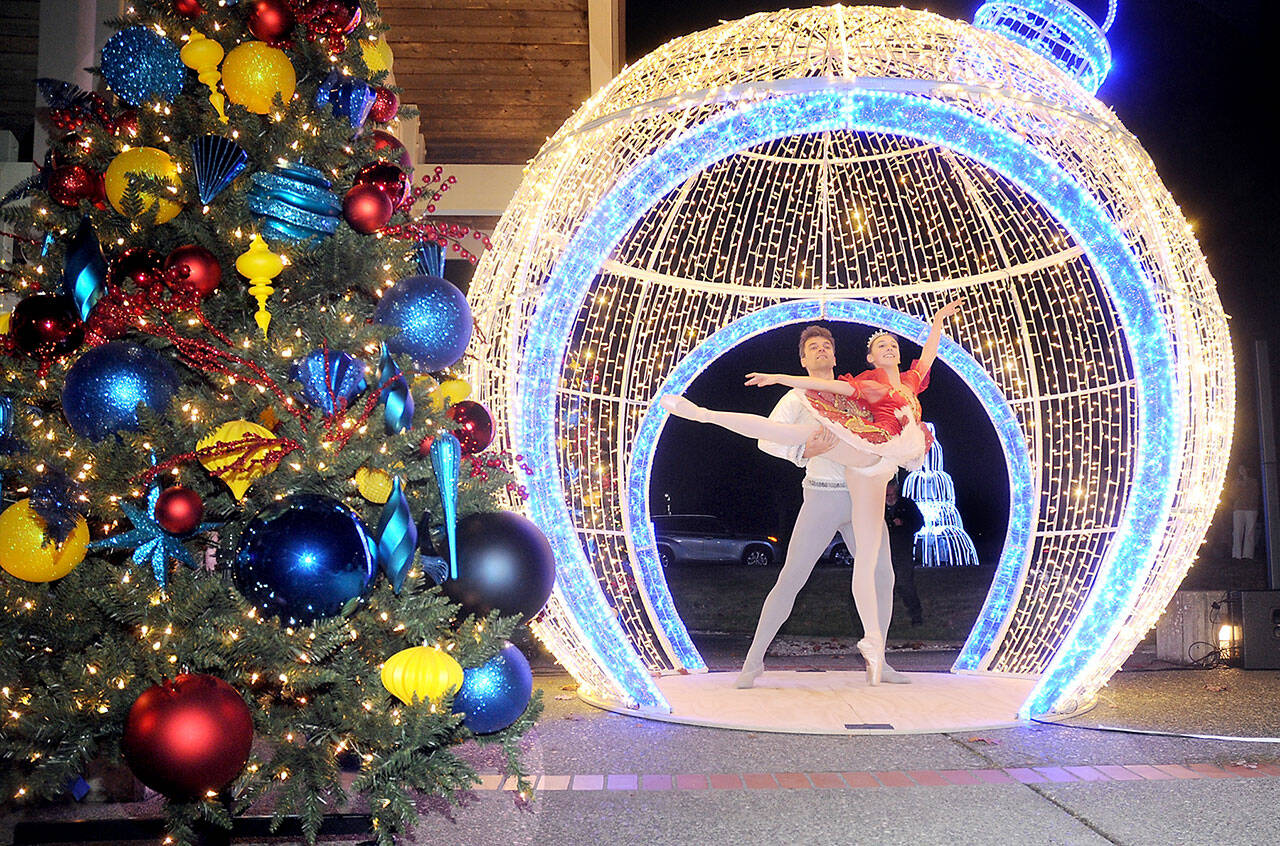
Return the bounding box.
[379,0,591,164]
[0,1,39,151]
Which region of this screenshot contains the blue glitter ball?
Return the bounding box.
[247,162,342,245]
[232,494,376,627]
[373,275,472,370]
[100,27,185,107]
[290,348,368,415]
[453,643,533,735]
[61,341,178,441]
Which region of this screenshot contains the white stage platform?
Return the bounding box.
[582,671,1038,735]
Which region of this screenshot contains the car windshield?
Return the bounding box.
[653,516,727,534]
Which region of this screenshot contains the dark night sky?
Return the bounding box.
[626,1,1272,547]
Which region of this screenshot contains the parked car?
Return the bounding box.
[652,514,781,567]
[823,535,854,567]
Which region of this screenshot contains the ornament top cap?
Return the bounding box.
[973,0,1114,93]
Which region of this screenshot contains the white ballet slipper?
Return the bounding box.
[880,664,912,684]
[733,663,763,689]
[659,394,706,422]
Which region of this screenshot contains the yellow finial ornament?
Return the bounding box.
[180,30,228,123]
[235,235,284,337]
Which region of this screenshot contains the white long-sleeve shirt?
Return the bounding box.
[756,388,848,490]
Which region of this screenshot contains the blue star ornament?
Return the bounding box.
[89,486,221,589]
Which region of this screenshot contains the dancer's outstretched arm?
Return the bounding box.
[745,372,857,396]
[917,298,964,376]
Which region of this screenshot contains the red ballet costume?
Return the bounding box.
[801,360,935,470]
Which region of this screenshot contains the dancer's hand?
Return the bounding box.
[744,372,780,387]
[802,426,838,458]
[934,297,964,324]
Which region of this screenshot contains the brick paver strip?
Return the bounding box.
[874,771,915,787]
[1005,768,1048,784]
[571,774,604,790]
[1221,763,1269,778]
[674,774,708,790]
[972,769,1015,784]
[742,773,778,789]
[1185,763,1234,778]
[774,772,813,788]
[907,770,949,786]
[640,774,673,791]
[1063,766,1110,782]
[1034,767,1078,783]
[1094,765,1144,781]
[841,772,880,788]
[808,772,846,788]
[606,774,638,790]
[476,774,505,791]
[1123,764,1175,781]
[708,774,743,789]
[939,769,982,785]
[1257,762,1280,777]
[1152,764,1202,780]
[539,775,571,791]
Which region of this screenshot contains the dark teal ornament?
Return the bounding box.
[90,485,221,590]
[190,135,248,205]
[429,431,461,580]
[372,275,472,370]
[62,341,178,441]
[61,217,107,321]
[378,343,414,434]
[375,476,416,593]
[232,494,376,626]
[414,240,445,277]
[101,27,185,107]
[247,162,342,244]
[453,643,533,734]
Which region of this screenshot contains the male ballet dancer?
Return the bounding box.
[736,325,909,688]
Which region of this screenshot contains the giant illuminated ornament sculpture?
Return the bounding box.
[464,2,1232,721]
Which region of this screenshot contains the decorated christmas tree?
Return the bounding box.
[902,423,980,568]
[0,2,551,843]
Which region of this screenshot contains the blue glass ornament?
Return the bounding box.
[429,431,461,580]
[378,343,413,434]
[441,511,556,620]
[247,162,342,244]
[232,494,376,626]
[89,484,220,590]
[190,135,249,205]
[453,643,533,734]
[375,476,416,594]
[314,70,375,131]
[372,275,472,370]
[414,240,445,277]
[61,217,107,321]
[289,348,367,416]
[62,341,178,441]
[100,27,185,107]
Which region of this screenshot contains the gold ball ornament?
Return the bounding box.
[361,36,394,76]
[104,147,183,224]
[0,500,89,583]
[428,378,471,411]
[221,42,296,115]
[381,645,464,706]
[355,467,393,503]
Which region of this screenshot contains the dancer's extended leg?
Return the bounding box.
[735,489,849,688]
[845,466,896,685]
[661,395,818,445]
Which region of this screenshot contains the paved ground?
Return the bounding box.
[6,638,1280,845]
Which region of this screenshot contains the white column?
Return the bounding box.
[588,0,624,93]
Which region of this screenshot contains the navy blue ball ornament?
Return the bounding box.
[290,348,367,415]
[232,494,376,626]
[453,642,533,734]
[101,27,185,107]
[62,341,178,441]
[442,511,556,621]
[372,275,472,370]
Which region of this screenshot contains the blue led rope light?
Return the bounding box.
[974,0,1112,93]
[627,301,1033,680]
[521,87,1174,716]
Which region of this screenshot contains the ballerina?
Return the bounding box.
[660,299,963,685]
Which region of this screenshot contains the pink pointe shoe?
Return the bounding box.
[659,394,707,422]
[857,638,884,686]
[734,663,763,689]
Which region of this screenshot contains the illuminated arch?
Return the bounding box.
[464,6,1232,719]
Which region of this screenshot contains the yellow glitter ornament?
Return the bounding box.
[221,41,296,115]
[0,500,89,583]
[361,36,394,76]
[428,378,471,411]
[381,646,464,706]
[235,235,284,338]
[197,419,281,500]
[180,30,228,123]
[104,147,182,224]
[355,467,394,503]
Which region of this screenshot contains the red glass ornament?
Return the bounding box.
[47,165,98,207]
[418,434,434,458]
[123,674,253,800]
[155,486,204,535]
[370,130,412,172]
[446,400,494,455]
[352,161,410,210]
[367,86,399,124]
[342,184,394,234]
[113,108,140,138]
[163,245,222,300]
[172,0,204,17]
[8,294,85,360]
[108,248,166,294]
[248,0,295,46]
